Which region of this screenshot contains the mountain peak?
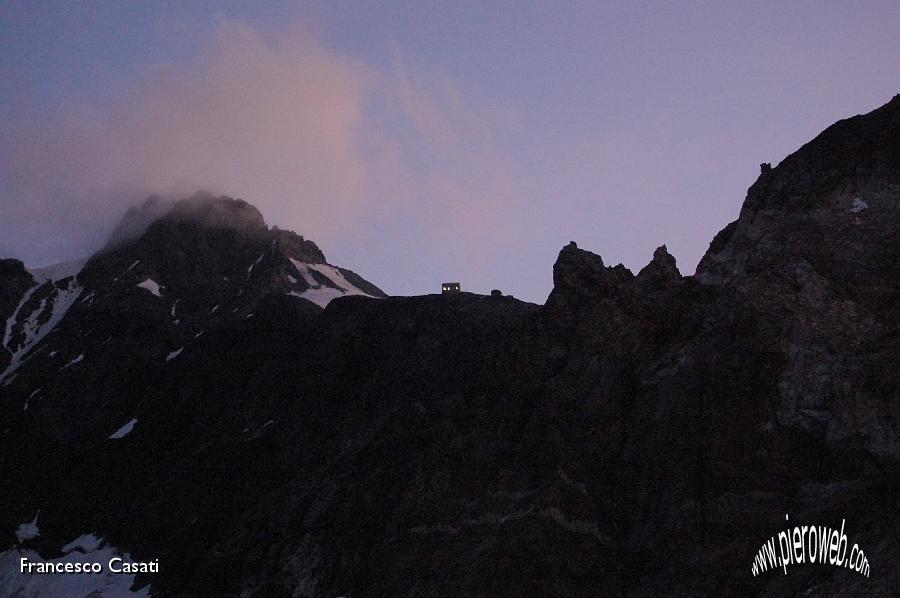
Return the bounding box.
[105,195,174,249]
[737,94,900,216]
[84,192,386,315]
[546,241,634,311]
[106,193,266,249]
[636,244,680,285]
[166,192,266,233]
[696,94,900,294]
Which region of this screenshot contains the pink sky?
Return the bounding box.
[2,2,898,301]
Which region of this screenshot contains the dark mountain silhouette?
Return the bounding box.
[1,97,898,597]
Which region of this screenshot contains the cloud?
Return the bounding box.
[1,20,370,262]
[0,18,530,284]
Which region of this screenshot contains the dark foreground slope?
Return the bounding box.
[1,97,899,597]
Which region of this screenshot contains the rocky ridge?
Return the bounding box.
[0,98,898,597]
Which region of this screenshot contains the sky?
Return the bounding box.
[1,1,898,302]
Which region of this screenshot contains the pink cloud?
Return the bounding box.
[1,18,531,285]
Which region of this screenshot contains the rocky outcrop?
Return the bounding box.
[166,192,267,233]
[0,259,33,319]
[0,259,36,372]
[695,97,900,465]
[636,245,681,287]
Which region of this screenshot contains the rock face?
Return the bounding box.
[1,98,899,597]
[696,96,900,464]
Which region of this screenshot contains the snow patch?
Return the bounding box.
[289,287,345,307]
[127,260,140,271]
[288,258,320,287]
[210,304,219,314]
[136,278,162,297]
[109,418,137,439]
[59,354,84,371]
[2,284,40,355]
[15,513,40,543]
[1,280,83,383]
[23,388,41,411]
[850,197,868,213]
[287,259,376,307]
[0,534,151,596]
[62,534,103,554]
[171,299,180,317]
[247,253,264,278]
[308,263,361,293]
[166,348,183,362]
